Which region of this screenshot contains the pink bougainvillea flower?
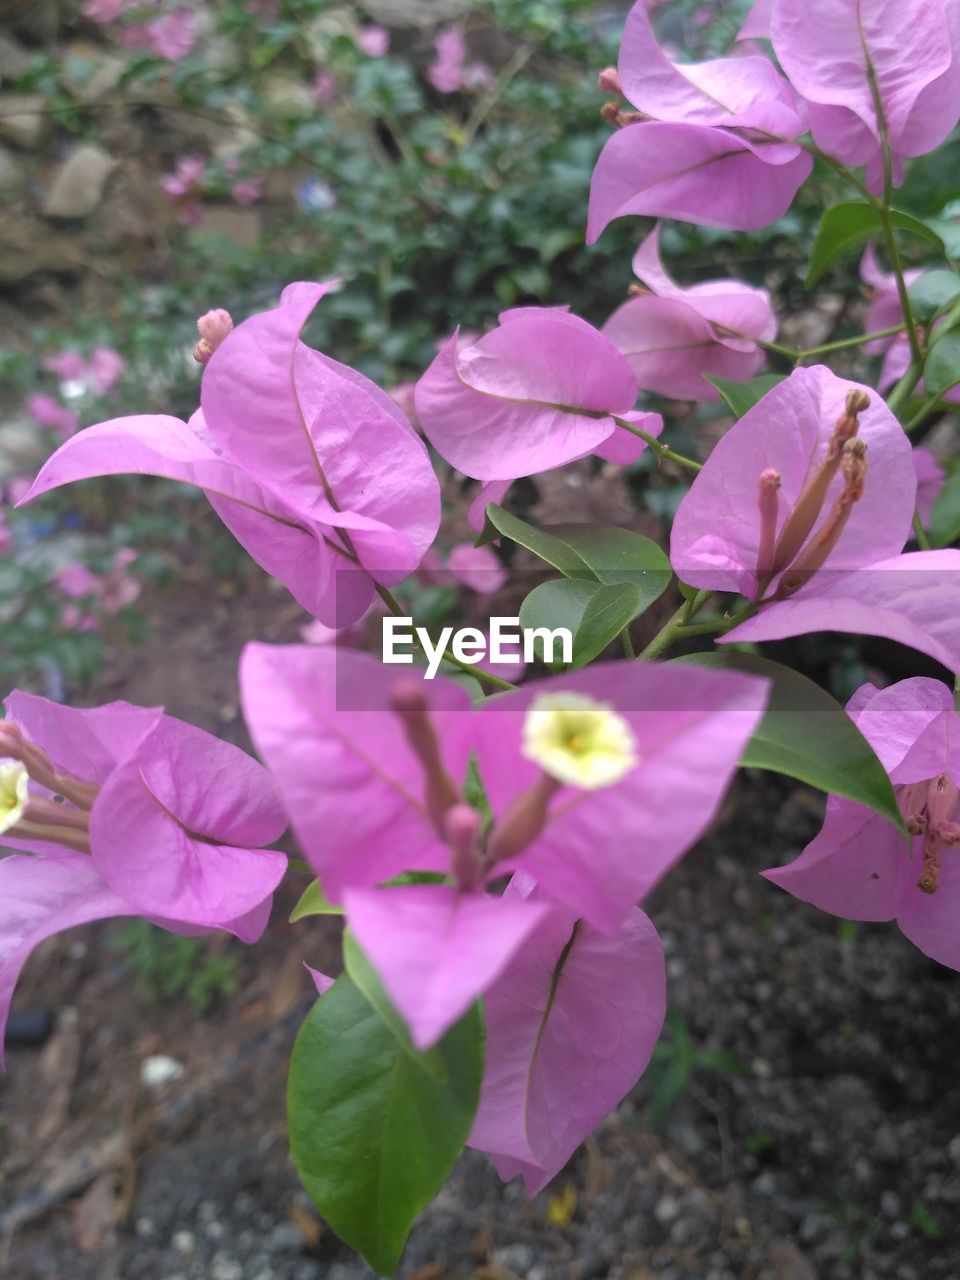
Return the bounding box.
[415,306,657,481]
[141,9,198,61]
[468,874,666,1193]
[241,645,767,930]
[0,695,287,1058]
[587,1,810,237]
[26,394,79,437]
[744,0,960,190]
[764,678,960,971]
[1,693,288,925]
[82,0,130,21]
[913,448,946,525]
[603,223,777,400]
[670,365,960,671]
[356,24,390,57]
[22,284,441,627]
[241,645,764,1044]
[160,155,205,198]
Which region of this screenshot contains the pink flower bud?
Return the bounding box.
[194,309,234,365]
[597,66,623,95]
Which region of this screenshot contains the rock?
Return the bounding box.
[43,143,117,218]
[0,32,32,80]
[0,93,45,149]
[140,1054,185,1088]
[61,43,127,103]
[0,143,25,195]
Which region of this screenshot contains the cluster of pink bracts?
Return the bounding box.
[4,0,960,1201]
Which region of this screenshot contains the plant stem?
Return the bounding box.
[637,588,712,661]
[912,512,932,551]
[613,417,701,473]
[757,324,907,365]
[374,585,516,692]
[619,627,636,659]
[887,360,923,418]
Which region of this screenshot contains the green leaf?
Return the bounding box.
[930,471,960,548]
[290,879,343,922]
[705,373,787,418]
[672,652,903,828]
[486,507,672,596]
[908,269,960,322]
[342,930,447,1076]
[923,216,960,261]
[807,203,944,286]
[924,331,960,398]
[288,974,484,1276]
[519,578,645,668]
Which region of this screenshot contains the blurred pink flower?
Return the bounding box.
[356,24,390,57]
[82,0,131,20]
[312,71,337,102]
[61,603,98,633]
[89,346,124,394]
[231,179,263,206]
[427,27,492,94]
[26,394,79,437]
[42,350,87,380]
[5,476,33,506]
[161,155,206,198]
[56,563,101,600]
[144,10,197,60]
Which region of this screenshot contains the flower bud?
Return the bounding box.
[389,680,460,834]
[194,308,234,365]
[756,468,782,586]
[444,803,483,891]
[597,66,623,95]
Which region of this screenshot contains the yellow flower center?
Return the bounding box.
[0,761,29,834]
[521,692,638,790]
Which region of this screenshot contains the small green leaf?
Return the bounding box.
[288,974,484,1276]
[519,578,595,669]
[290,879,343,922]
[925,331,960,398]
[519,578,645,668]
[705,373,787,418]
[909,269,960,322]
[923,216,960,261]
[673,652,903,828]
[807,203,943,286]
[486,508,672,599]
[930,470,960,547]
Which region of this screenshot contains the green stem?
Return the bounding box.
[800,140,878,206]
[375,585,516,692]
[637,588,713,661]
[757,324,907,365]
[613,416,701,473]
[902,395,942,435]
[619,627,636,659]
[912,512,932,551]
[887,360,923,418]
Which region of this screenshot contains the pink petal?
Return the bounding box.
[472,662,769,932]
[763,798,908,921]
[446,543,507,594]
[0,853,132,1066]
[670,366,915,596]
[468,479,511,533]
[587,122,812,238]
[305,963,335,995]
[913,447,945,524]
[897,853,960,971]
[619,0,804,136]
[5,692,162,786]
[469,895,666,1194]
[89,717,288,926]
[771,0,957,158]
[738,0,772,39]
[847,676,956,780]
[592,411,662,464]
[603,295,765,400]
[723,550,960,673]
[239,645,474,902]
[344,884,550,1049]
[415,310,637,481]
